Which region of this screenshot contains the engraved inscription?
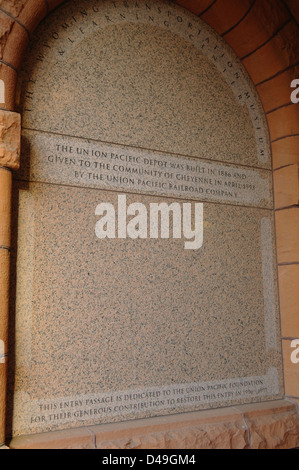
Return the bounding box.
[19,130,272,208]
[15,369,279,434]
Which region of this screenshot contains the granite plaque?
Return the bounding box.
[10,0,283,436]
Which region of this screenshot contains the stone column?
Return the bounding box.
[0,110,21,446]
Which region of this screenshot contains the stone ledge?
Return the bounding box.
[8,399,299,449]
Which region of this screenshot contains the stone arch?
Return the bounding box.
[0,0,298,448]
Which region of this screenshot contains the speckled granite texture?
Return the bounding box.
[9,0,282,436]
[18,0,270,169]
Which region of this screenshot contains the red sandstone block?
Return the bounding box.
[8,402,299,449]
[0,362,7,445]
[268,104,299,142]
[0,64,17,111]
[176,0,215,16]
[257,65,299,113]
[283,339,299,397]
[239,398,299,449]
[200,0,252,36]
[242,21,299,85]
[274,164,299,209]
[224,0,290,59]
[17,0,47,33]
[278,264,299,338]
[47,0,63,11]
[0,0,27,18]
[0,11,14,60]
[2,21,28,70]
[275,207,299,264]
[9,426,95,449]
[284,0,299,24]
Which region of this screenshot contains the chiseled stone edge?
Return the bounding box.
[0,110,21,170]
[8,399,299,449]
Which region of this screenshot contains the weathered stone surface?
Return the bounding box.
[175,0,212,16]
[19,0,271,169]
[9,426,95,449]
[0,2,45,70]
[224,0,290,59]
[285,0,299,23]
[268,104,299,142]
[243,21,299,85]
[0,360,7,445]
[47,0,64,13]
[276,207,299,263]
[2,21,29,71]
[0,168,12,247]
[278,264,299,338]
[279,264,299,338]
[238,400,299,449]
[274,164,299,209]
[96,422,248,449]
[16,0,47,34]
[0,12,14,59]
[272,136,299,169]
[0,110,21,169]
[0,64,17,111]
[10,0,282,438]
[10,407,250,449]
[8,401,299,449]
[200,0,253,36]
[257,65,299,113]
[0,237,11,337]
[0,0,27,19]
[282,340,299,398]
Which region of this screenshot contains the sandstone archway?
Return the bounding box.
[0,0,298,448]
